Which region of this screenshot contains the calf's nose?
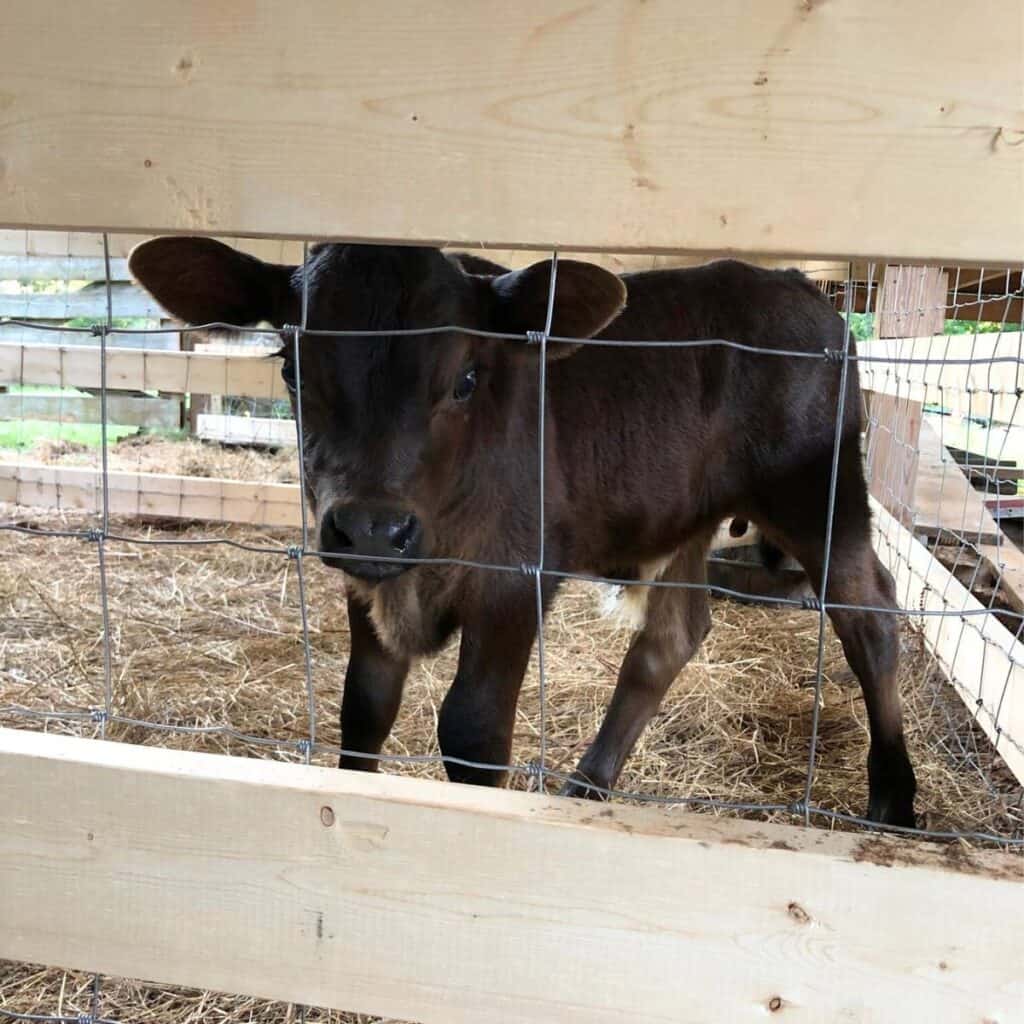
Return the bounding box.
[321,502,423,574]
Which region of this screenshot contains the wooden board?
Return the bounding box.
[0,254,130,282]
[876,266,949,339]
[0,393,180,428]
[196,414,296,447]
[0,325,179,352]
[0,343,289,400]
[0,282,162,320]
[2,727,1023,1024]
[0,463,301,527]
[864,390,922,527]
[0,229,306,266]
[872,500,1024,787]
[912,420,1024,609]
[3,2,1023,263]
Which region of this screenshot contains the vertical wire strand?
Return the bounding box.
[533,251,559,787]
[802,259,858,822]
[294,241,311,554]
[293,243,316,762]
[96,235,115,739]
[293,549,317,763]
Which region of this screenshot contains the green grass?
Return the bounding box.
[0,420,140,450]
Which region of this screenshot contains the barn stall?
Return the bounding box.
[1,3,1023,1023]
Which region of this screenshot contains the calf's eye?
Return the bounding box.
[452,367,477,402]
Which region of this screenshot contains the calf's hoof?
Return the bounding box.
[865,794,917,831]
[867,744,917,830]
[559,770,610,801]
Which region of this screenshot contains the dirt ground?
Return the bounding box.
[1,435,1022,1023]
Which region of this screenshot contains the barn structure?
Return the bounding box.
[1,3,1023,1023]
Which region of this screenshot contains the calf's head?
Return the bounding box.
[129,238,625,581]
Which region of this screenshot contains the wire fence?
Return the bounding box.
[1,235,1023,1022]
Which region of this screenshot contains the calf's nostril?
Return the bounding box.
[388,514,419,554]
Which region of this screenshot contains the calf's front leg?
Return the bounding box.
[339,595,410,772]
[438,594,539,787]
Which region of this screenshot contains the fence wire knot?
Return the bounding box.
[801,595,822,612]
[83,529,105,544]
[89,324,108,338]
[295,738,312,759]
[77,1014,95,1024]
[519,562,541,578]
[286,545,303,561]
[525,759,546,791]
[525,330,547,346]
[822,348,845,364]
[788,800,808,817]
[89,709,108,725]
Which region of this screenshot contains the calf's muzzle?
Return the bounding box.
[320,501,423,580]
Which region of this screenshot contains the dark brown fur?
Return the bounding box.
[129,238,916,826]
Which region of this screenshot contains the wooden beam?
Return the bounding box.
[864,390,922,527]
[0,463,301,526]
[872,500,1024,787]
[0,282,162,320]
[2,727,1023,1024]
[2,3,1023,263]
[875,266,948,339]
[0,324,180,352]
[0,254,130,282]
[0,229,306,265]
[0,343,288,400]
[196,413,296,447]
[0,393,180,428]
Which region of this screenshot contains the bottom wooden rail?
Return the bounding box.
[1,728,1022,1024]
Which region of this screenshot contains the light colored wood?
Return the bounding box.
[0,229,306,265]
[0,343,289,400]
[0,282,161,320]
[0,254,130,282]
[857,332,1024,425]
[2,726,1023,1024]
[197,414,296,447]
[0,393,180,428]
[3,3,1023,263]
[876,266,949,339]
[0,323,180,352]
[872,500,1024,787]
[0,463,301,527]
[0,230,853,281]
[912,421,1024,609]
[864,391,922,527]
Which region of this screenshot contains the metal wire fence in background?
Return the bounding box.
[1,235,1023,1022]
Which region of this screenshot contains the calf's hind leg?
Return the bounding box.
[562,538,712,799]
[757,444,917,827]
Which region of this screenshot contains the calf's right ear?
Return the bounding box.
[490,259,627,360]
[128,237,298,327]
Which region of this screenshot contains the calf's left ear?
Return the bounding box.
[491,260,627,360]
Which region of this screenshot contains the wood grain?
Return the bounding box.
[0,343,288,399]
[2,726,1023,1024]
[2,2,1021,262]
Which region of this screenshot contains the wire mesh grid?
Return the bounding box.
[1,235,1023,1023]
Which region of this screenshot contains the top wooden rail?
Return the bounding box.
[2,2,1022,264]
